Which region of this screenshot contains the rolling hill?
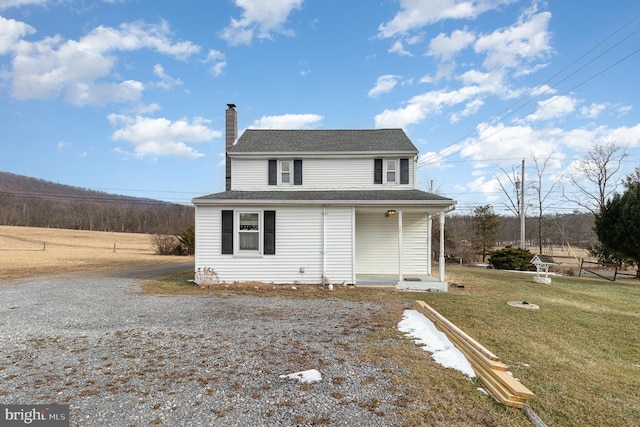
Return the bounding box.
[0,171,193,234]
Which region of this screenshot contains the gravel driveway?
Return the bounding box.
[0,266,406,426]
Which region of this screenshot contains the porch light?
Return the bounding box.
[385,210,396,217]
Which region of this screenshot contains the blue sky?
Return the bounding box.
[1,0,639,215]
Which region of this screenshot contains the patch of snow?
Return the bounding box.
[279,369,322,383]
[398,310,476,378]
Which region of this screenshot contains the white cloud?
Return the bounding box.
[0,16,35,55]
[152,64,183,90]
[108,114,221,160]
[388,40,413,56]
[378,0,516,38]
[428,29,475,61]
[204,49,227,77]
[0,0,48,9]
[210,61,227,77]
[375,82,499,128]
[616,105,632,117]
[450,98,484,122]
[375,5,554,130]
[220,0,303,46]
[8,20,199,105]
[65,80,144,106]
[248,113,323,129]
[461,123,561,165]
[368,75,400,98]
[527,95,577,122]
[529,84,556,97]
[458,122,640,170]
[474,9,552,71]
[56,140,71,153]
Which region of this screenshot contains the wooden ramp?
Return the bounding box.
[413,300,535,408]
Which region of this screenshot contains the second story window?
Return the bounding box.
[386,160,397,183]
[269,159,302,186]
[375,158,410,185]
[281,161,291,184]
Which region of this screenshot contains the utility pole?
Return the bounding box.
[520,159,526,249]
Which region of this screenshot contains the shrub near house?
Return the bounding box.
[488,246,534,270]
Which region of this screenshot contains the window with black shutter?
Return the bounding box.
[268,159,277,185]
[264,210,276,255]
[221,210,233,254]
[400,158,409,184]
[374,158,383,184]
[293,160,302,185]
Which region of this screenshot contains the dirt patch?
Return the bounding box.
[0,225,190,280]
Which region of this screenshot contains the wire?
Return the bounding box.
[417,12,640,168]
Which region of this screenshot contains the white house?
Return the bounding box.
[192,105,457,291]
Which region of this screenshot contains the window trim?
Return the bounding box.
[237,211,261,254]
[280,160,292,184]
[386,159,397,184]
[221,210,276,256]
[375,158,409,185]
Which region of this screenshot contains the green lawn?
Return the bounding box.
[144,267,640,426]
[422,267,640,427]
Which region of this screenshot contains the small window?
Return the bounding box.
[386,160,397,183]
[281,161,291,184]
[239,213,259,251]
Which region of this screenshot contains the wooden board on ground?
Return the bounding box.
[414,300,535,409]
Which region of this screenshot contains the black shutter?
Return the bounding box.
[221,210,233,254]
[374,158,383,184]
[400,158,409,184]
[268,160,277,185]
[264,210,276,255]
[293,160,302,185]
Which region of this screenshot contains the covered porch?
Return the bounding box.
[353,207,452,292]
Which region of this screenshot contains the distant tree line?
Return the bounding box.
[0,172,193,234]
[443,211,596,263]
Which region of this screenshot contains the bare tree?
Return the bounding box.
[531,155,562,254]
[564,142,628,214]
[496,166,524,218]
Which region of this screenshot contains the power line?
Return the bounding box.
[417,12,640,168]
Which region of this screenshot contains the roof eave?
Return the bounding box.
[193,198,456,209]
[228,151,418,158]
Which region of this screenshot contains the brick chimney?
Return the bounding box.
[225,104,237,191]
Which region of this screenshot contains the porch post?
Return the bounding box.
[439,211,445,282]
[398,210,403,282]
[427,214,432,275]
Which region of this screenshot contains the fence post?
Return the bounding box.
[43,241,46,251]
[578,258,583,278]
[113,243,116,253]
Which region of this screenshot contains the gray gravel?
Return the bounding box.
[0,268,407,426]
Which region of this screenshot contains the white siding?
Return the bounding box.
[324,207,354,283]
[354,211,428,276]
[355,212,399,275]
[231,159,268,190]
[196,206,325,284]
[401,212,429,276]
[231,157,415,191]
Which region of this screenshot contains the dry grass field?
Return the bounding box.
[0,225,190,280]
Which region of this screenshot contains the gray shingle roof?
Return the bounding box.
[193,190,455,207]
[229,129,418,153]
